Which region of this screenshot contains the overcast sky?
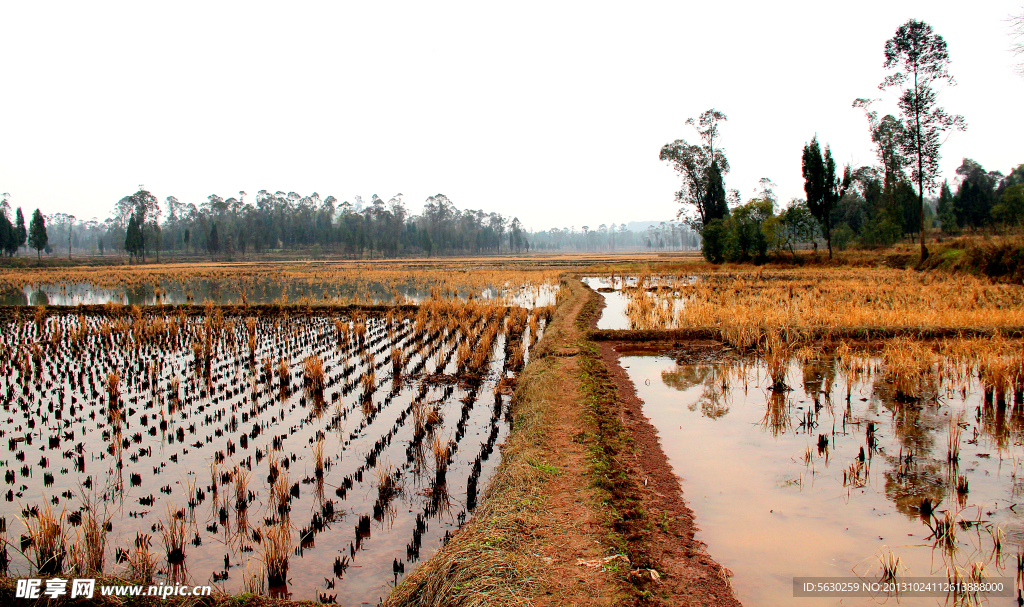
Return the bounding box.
[2,1,1022,232]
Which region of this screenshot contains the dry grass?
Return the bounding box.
[160,504,187,564]
[312,438,325,478]
[23,503,67,575]
[381,280,595,607]
[431,435,451,475]
[610,268,1024,342]
[105,372,121,402]
[276,358,290,385]
[882,337,939,401]
[71,498,108,575]
[303,354,325,390]
[948,411,965,464]
[233,468,251,512]
[271,470,290,516]
[375,461,401,503]
[0,263,561,308]
[127,533,158,584]
[242,558,266,595]
[261,524,290,587]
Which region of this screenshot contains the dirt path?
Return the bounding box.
[385,276,740,607]
[525,277,742,606]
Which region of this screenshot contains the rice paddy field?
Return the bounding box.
[590,268,1024,339]
[0,293,550,603]
[589,266,1024,606]
[6,257,1024,607]
[0,263,561,307]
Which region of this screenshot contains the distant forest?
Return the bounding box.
[0,191,699,262]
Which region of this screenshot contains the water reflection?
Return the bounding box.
[0,286,28,305]
[5,279,557,308]
[628,351,1024,607]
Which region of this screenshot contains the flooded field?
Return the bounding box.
[0,265,560,309]
[582,276,695,330]
[588,269,1024,335]
[0,301,547,603]
[621,345,1024,606]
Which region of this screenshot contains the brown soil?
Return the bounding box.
[525,279,618,606]
[597,341,741,606]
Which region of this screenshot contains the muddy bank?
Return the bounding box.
[384,276,619,607]
[582,279,740,606]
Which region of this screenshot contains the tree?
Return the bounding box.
[879,19,966,263]
[116,188,160,262]
[0,212,14,257]
[1010,9,1024,77]
[954,159,1000,229]
[208,223,220,255]
[765,199,816,258]
[0,195,13,257]
[15,208,27,253]
[124,214,143,262]
[723,197,774,261]
[936,180,956,233]
[29,209,48,261]
[50,213,76,260]
[802,136,850,259]
[993,184,1024,227]
[853,99,910,226]
[659,109,730,230]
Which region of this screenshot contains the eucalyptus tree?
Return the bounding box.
[49,213,76,260]
[1011,9,1024,76]
[115,188,160,262]
[659,109,730,231]
[878,19,966,263]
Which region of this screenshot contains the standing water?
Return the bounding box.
[621,349,1021,606]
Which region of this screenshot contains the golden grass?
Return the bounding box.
[375,461,401,503]
[242,558,265,595]
[23,503,67,575]
[612,268,1024,341]
[127,534,158,584]
[72,498,108,575]
[233,467,251,512]
[261,524,290,587]
[105,372,121,402]
[0,262,561,308]
[431,435,451,475]
[160,504,187,564]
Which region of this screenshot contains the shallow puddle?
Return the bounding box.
[582,276,695,330]
[621,352,1023,606]
[581,278,631,330]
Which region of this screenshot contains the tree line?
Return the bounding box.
[663,19,1023,264]
[0,189,698,263]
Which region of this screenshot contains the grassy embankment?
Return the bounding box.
[384,275,670,606]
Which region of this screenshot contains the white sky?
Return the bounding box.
[2,1,1022,232]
